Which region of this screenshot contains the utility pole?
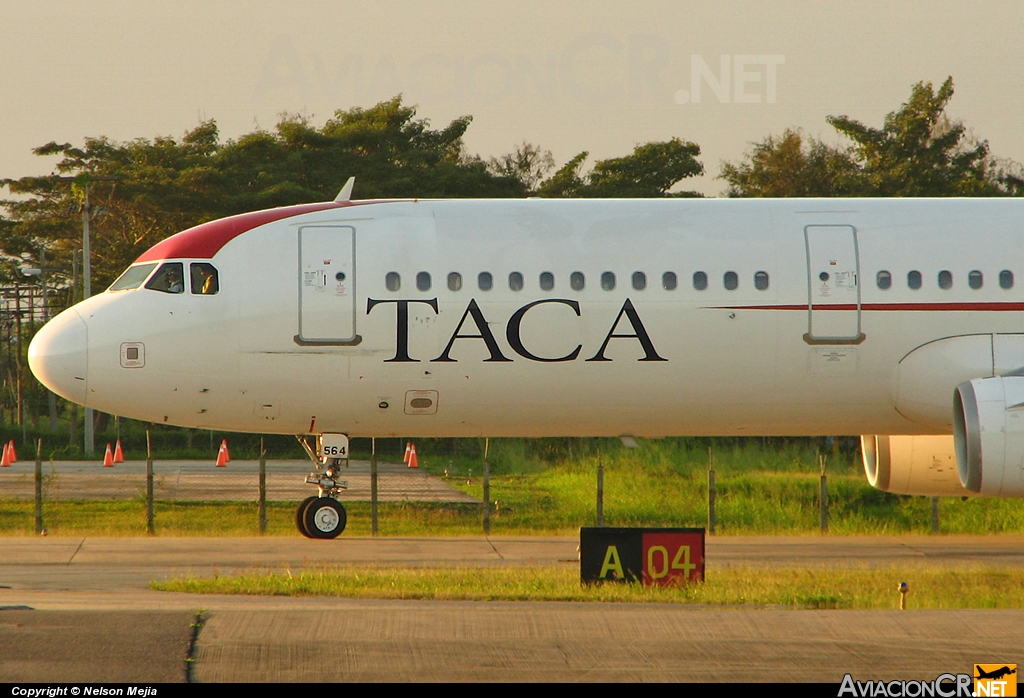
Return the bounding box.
[81,185,94,454]
[43,246,56,431]
[68,251,79,448]
[53,174,118,455]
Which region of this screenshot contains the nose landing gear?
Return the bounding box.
[295,434,350,539]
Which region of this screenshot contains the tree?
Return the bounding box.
[827,78,1002,196]
[722,77,1020,197]
[1,97,526,293]
[487,142,555,195]
[537,138,703,198]
[720,130,862,197]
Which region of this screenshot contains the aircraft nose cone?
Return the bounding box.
[28,308,88,406]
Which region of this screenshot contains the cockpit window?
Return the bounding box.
[109,263,158,291]
[190,263,219,295]
[145,262,185,294]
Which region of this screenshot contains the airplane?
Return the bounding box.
[27,183,1024,537]
[975,666,1017,681]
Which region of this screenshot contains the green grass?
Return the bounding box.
[0,499,497,536]
[5,438,1024,536]
[152,564,1024,609]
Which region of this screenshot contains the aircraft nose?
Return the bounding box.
[28,308,88,406]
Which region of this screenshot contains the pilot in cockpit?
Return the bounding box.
[145,263,185,294]
[167,268,184,293]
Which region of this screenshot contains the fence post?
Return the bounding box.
[146,429,154,535]
[819,454,828,534]
[708,447,716,535]
[596,449,604,527]
[931,496,939,534]
[482,437,491,535]
[371,437,379,536]
[259,437,267,534]
[34,438,43,534]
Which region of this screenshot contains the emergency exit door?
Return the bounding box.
[804,225,864,344]
[296,225,360,345]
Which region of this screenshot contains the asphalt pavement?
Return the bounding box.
[1,534,1023,682]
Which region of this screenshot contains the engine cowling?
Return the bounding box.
[953,376,1024,497]
[861,434,970,496]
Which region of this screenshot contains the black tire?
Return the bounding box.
[295,496,318,538]
[302,497,347,539]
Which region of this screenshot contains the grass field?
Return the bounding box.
[152,564,1024,609]
[4,438,1024,536]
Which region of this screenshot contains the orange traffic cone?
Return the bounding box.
[221,439,230,462]
[403,442,411,463]
[216,441,228,467]
[1,443,10,467]
[7,440,16,463]
[103,444,114,467]
[408,443,418,468]
[113,440,124,463]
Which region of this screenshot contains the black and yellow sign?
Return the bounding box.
[975,664,1017,697]
[580,527,705,585]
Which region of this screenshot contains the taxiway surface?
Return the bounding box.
[1,535,1022,682]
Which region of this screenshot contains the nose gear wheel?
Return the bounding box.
[302,497,347,539]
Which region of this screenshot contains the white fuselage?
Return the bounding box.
[29,197,1024,439]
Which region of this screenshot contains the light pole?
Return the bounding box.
[53,174,119,454]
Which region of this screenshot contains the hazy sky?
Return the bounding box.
[3,0,1022,196]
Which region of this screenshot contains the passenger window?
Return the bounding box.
[724,271,738,291]
[662,272,677,290]
[908,270,922,290]
[509,272,524,291]
[540,271,554,291]
[570,271,585,291]
[754,271,769,291]
[938,270,953,290]
[478,272,493,291]
[877,271,892,290]
[632,272,646,291]
[190,263,219,295]
[693,271,708,291]
[385,272,401,292]
[416,272,431,292]
[1000,270,1014,289]
[601,272,616,291]
[447,272,462,292]
[969,270,983,289]
[145,262,185,294]
[109,263,158,291]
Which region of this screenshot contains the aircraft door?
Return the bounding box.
[297,225,361,345]
[804,225,864,344]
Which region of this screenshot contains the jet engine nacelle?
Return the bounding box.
[953,376,1024,497]
[861,434,969,496]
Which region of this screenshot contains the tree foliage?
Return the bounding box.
[1,97,524,292]
[536,138,704,198]
[722,78,1020,198]
[487,142,556,195]
[720,130,863,197]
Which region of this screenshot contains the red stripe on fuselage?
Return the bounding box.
[134,200,401,263]
[716,302,1024,311]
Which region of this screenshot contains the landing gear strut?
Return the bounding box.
[295,434,349,539]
